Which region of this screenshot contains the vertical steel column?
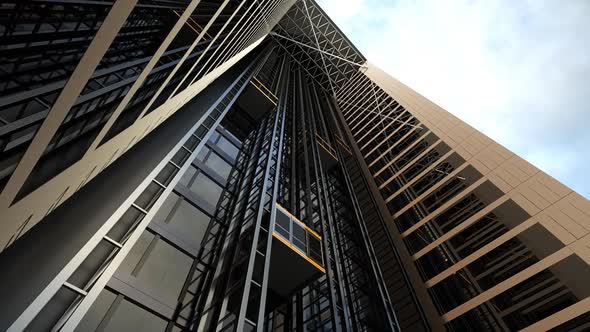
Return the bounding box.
[256,53,290,329]
[193,114,269,331]
[298,72,350,331]
[184,50,277,331]
[235,63,288,332]
[306,82,356,331]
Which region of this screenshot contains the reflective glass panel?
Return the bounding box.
[74,289,117,332]
[196,146,210,162]
[103,298,167,332]
[178,165,198,187]
[205,151,232,179]
[135,238,192,304]
[216,135,239,160]
[189,173,222,207]
[167,200,211,242]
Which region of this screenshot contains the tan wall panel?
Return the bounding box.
[516,183,552,210]
[538,213,577,246]
[362,62,590,327]
[572,234,590,264]
[425,215,540,287]
[413,195,510,260]
[485,172,513,193]
[520,296,590,332]
[547,204,589,239]
[469,157,492,175]
[442,246,574,322]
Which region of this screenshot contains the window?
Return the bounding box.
[189,173,223,207]
[208,130,220,144]
[275,209,290,239]
[75,290,167,332]
[178,165,198,187]
[205,151,232,179]
[167,200,211,242]
[152,192,180,223]
[135,237,192,304]
[196,146,210,162]
[117,232,154,276]
[75,289,117,332]
[150,192,211,243]
[216,135,239,160]
[102,297,167,332]
[223,129,241,145]
[117,232,192,305]
[308,236,322,264]
[292,223,306,252]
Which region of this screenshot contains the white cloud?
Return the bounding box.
[318,0,590,198]
[317,0,364,20]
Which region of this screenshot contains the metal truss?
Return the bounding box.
[271,0,366,94]
[171,48,398,331]
[275,53,396,330]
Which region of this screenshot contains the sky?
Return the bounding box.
[317,0,590,199]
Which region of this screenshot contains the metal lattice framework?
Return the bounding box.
[0,0,295,251]
[271,0,366,94]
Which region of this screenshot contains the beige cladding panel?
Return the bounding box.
[362,62,590,328]
[0,0,298,251]
[0,38,267,250]
[363,61,586,224]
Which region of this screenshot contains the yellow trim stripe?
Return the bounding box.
[172,10,213,39]
[315,133,329,145]
[316,140,338,161]
[253,76,278,99]
[173,10,201,36]
[275,203,322,239]
[188,16,213,39]
[249,81,278,106]
[273,232,326,273]
[315,133,338,160]
[335,136,352,155]
[337,140,352,155]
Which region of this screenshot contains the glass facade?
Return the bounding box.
[76,125,243,330]
[81,124,240,331]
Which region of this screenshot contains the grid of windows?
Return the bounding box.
[78,126,242,331]
[75,289,168,332]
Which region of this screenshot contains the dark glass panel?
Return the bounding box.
[189,173,222,207]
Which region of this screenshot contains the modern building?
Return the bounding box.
[1,1,589,331]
